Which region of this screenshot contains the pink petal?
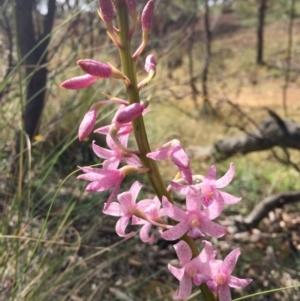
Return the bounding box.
[79,166,103,173]
[205,165,217,181]
[118,191,135,212]
[78,109,97,141]
[77,172,105,182]
[102,202,122,216]
[193,273,210,286]
[173,241,192,266]
[173,274,192,300]
[162,197,186,221]
[171,146,190,168]
[186,187,201,211]
[94,125,110,135]
[136,198,160,220]
[198,240,215,262]
[228,276,252,288]
[161,222,189,241]
[221,248,240,275]
[201,219,227,238]
[124,155,141,167]
[204,260,222,278]
[218,284,232,301]
[219,191,242,205]
[92,141,114,159]
[139,223,153,243]
[203,190,224,220]
[129,181,143,202]
[104,181,122,209]
[168,264,185,282]
[147,148,174,161]
[115,216,133,238]
[178,166,193,185]
[215,162,235,188]
[117,124,133,135]
[169,181,190,195]
[103,158,120,170]
[61,74,98,90]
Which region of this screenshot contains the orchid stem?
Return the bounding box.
[114,2,217,300]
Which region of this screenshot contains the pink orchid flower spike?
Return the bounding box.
[168,240,215,300]
[161,186,226,240]
[103,181,143,239]
[198,162,242,207]
[147,139,193,184]
[206,248,252,301]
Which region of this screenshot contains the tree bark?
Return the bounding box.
[256,0,267,65]
[201,0,213,116]
[15,0,56,141]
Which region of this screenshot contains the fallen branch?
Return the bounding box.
[233,191,300,231]
[188,117,300,163]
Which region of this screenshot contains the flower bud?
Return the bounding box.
[125,0,136,10]
[61,74,98,90]
[115,102,149,124]
[77,59,131,86]
[77,59,112,78]
[141,0,154,31]
[145,54,156,73]
[98,0,114,22]
[78,109,97,141]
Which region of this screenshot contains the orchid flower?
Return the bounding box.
[103,181,143,239]
[206,248,252,301]
[92,133,141,170]
[197,163,242,207]
[168,240,215,300]
[131,196,163,243]
[147,139,193,184]
[160,186,226,240]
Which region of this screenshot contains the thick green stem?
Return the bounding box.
[115,0,169,203]
[114,1,217,300]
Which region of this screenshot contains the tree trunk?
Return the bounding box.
[256,0,267,65]
[201,0,213,116]
[15,0,56,140]
[12,0,56,181]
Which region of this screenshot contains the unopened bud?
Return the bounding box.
[77,59,131,85]
[145,54,156,73]
[116,101,149,124]
[78,109,97,141]
[77,59,112,78]
[125,0,136,10]
[98,0,114,22]
[141,0,154,31]
[61,74,98,90]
